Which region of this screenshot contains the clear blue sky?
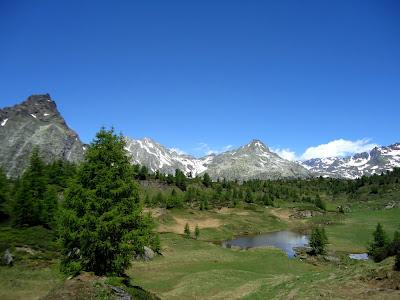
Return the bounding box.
[1,0,399,158]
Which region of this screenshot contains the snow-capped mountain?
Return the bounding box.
[202,139,311,180]
[124,138,311,180]
[301,143,400,179]
[3,94,398,181]
[124,137,213,177]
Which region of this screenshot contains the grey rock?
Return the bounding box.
[3,249,13,265]
[110,286,131,300]
[323,255,340,263]
[301,143,400,179]
[135,246,155,261]
[385,202,396,209]
[0,94,85,177]
[290,210,323,219]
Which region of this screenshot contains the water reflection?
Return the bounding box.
[222,230,309,258]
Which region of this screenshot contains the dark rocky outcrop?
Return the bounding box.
[0,94,85,177]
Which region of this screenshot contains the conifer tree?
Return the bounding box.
[175,169,187,191]
[368,223,389,262]
[13,147,47,227]
[391,231,400,255]
[203,173,211,188]
[195,224,200,240]
[58,128,159,275]
[138,165,148,180]
[310,227,328,255]
[42,185,58,228]
[154,192,165,207]
[395,251,400,271]
[184,222,190,238]
[314,194,326,211]
[0,168,10,220]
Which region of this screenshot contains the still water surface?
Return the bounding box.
[222,230,309,258]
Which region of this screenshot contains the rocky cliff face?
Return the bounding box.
[0,94,85,177]
[301,143,400,179]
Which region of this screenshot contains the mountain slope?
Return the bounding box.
[301,143,400,179]
[124,137,212,176]
[0,94,85,177]
[125,138,311,180]
[203,139,311,180]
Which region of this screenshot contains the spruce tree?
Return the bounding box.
[175,169,187,191]
[13,147,47,227]
[194,224,200,240]
[395,251,400,271]
[310,227,328,255]
[42,185,58,228]
[58,128,159,276]
[368,223,390,262]
[389,231,400,256]
[203,173,211,188]
[184,222,190,238]
[315,195,326,211]
[0,168,10,220]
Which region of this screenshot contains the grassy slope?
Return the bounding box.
[129,207,400,299]
[327,208,400,252]
[0,225,64,300]
[0,206,399,299]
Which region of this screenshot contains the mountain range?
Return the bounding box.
[1,94,399,180]
[300,143,400,179]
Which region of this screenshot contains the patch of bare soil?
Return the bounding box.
[269,208,293,221]
[143,207,167,218]
[158,216,222,234]
[215,207,250,216]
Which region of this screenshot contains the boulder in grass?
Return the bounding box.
[3,249,13,265]
[135,246,155,261]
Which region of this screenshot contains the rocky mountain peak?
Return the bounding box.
[245,139,270,152]
[0,94,85,177]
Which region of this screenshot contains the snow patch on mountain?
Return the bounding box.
[124,137,311,180]
[301,143,400,179]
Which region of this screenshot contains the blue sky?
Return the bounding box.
[1,0,399,159]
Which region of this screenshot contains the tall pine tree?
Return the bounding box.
[58,128,159,276]
[0,168,10,220]
[13,148,47,227]
[368,223,389,262]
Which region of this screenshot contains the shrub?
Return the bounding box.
[310,227,328,255]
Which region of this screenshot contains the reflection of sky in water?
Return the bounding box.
[349,253,368,260]
[222,231,309,258]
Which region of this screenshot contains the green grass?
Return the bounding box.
[128,232,325,299]
[128,206,400,299]
[1,205,399,299]
[0,263,63,300]
[0,225,58,253]
[325,208,400,252]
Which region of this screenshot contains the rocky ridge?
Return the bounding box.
[0,94,85,177]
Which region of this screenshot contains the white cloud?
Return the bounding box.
[195,143,233,156]
[272,138,378,161]
[272,148,298,161]
[170,147,186,155]
[300,138,377,160]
